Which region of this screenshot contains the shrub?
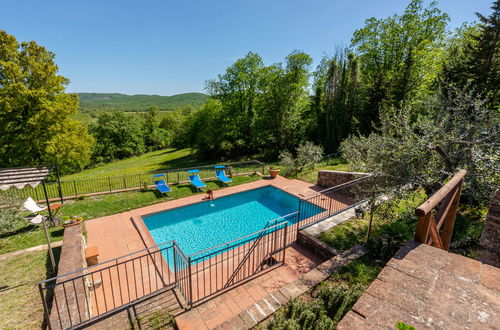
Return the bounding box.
[279,142,323,176]
[0,208,27,235]
[266,282,365,330]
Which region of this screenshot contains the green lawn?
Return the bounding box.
[0,225,64,255]
[0,248,59,330]
[62,148,204,181]
[0,174,261,254]
[60,174,261,220]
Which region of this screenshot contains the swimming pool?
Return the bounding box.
[142,186,324,256]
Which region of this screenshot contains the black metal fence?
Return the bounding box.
[38,214,290,329]
[37,176,372,329]
[38,241,178,329]
[298,175,372,228]
[1,160,264,204]
[185,219,291,304]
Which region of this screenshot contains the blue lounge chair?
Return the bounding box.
[188,170,206,191]
[215,165,232,185]
[153,174,172,194]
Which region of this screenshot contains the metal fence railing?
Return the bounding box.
[37,176,372,329]
[38,213,290,329]
[298,175,372,228]
[185,220,289,305]
[1,160,264,204]
[38,241,178,330]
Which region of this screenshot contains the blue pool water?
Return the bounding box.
[143,186,323,256]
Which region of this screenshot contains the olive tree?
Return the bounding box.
[341,87,499,205]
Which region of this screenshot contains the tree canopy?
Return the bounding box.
[0,30,93,172]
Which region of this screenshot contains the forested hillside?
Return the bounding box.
[78,92,208,112]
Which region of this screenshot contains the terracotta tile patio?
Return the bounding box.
[84,176,347,328]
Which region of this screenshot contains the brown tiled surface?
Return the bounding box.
[86,176,318,264]
[337,241,500,330]
[83,176,330,324]
[175,244,323,330]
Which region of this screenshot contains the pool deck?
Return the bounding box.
[86,176,323,264]
[85,176,333,329]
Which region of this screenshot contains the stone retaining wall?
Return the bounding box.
[297,231,337,259]
[317,170,368,188]
[48,223,90,329]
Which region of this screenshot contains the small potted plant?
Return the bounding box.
[63,216,84,227]
[268,166,280,178]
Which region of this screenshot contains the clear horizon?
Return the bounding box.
[2,0,492,96]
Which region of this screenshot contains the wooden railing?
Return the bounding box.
[415,170,467,250]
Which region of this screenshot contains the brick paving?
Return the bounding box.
[337,241,500,329]
[84,176,337,327]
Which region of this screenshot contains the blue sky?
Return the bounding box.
[2,0,492,95]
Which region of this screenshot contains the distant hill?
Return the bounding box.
[77,92,209,112]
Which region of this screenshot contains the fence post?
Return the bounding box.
[415,212,431,244]
[173,244,178,284]
[298,200,303,223]
[441,182,463,250]
[73,181,78,197]
[177,172,180,185]
[295,211,300,242]
[38,283,52,330]
[282,223,288,263]
[328,193,333,216]
[187,256,193,308]
[123,176,127,189]
[108,177,112,192]
[55,164,64,204]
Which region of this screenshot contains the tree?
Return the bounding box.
[279,142,324,176]
[351,0,449,133]
[255,51,313,156]
[0,30,93,172]
[441,0,499,105]
[311,50,361,152]
[90,111,145,162]
[186,99,227,157]
[142,105,169,151]
[341,88,499,205]
[205,52,264,155]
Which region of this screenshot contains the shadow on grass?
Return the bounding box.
[50,228,64,239]
[41,246,62,329]
[0,224,36,239]
[158,153,213,170]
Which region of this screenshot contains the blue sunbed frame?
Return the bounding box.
[215,165,232,185]
[153,174,172,194]
[188,169,207,191]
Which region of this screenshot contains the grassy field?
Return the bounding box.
[0,175,261,254]
[62,148,204,181]
[59,175,261,220]
[0,248,59,329]
[0,225,64,255]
